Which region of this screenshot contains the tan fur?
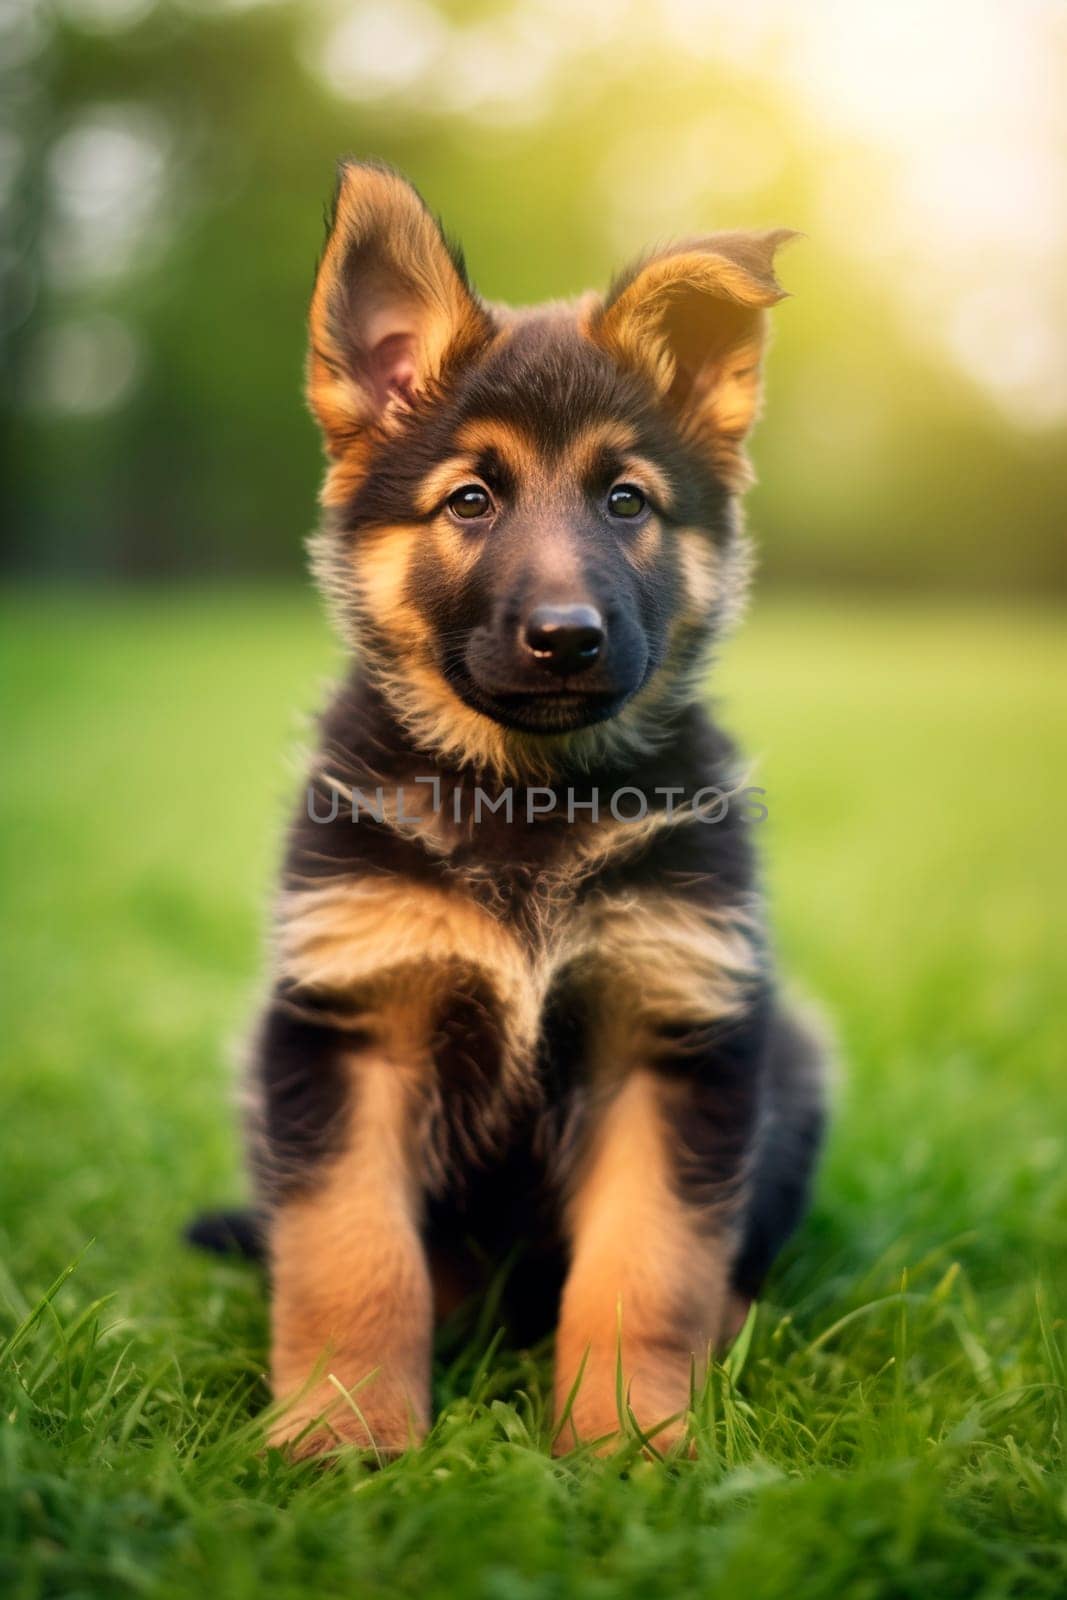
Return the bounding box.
[566,418,638,459]
[319,438,379,510]
[568,892,760,1091]
[623,516,663,571]
[554,1070,731,1453]
[413,455,487,515]
[269,1055,433,1457]
[562,419,637,483]
[354,523,428,647]
[676,528,719,621]
[455,417,538,470]
[316,521,496,763]
[431,520,487,584]
[276,876,539,1074]
[563,420,677,517]
[617,456,674,511]
[369,653,531,778]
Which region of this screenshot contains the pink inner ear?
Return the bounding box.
[367,330,419,409]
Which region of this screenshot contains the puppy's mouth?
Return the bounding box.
[445,661,633,733]
[440,632,650,735]
[474,685,629,733]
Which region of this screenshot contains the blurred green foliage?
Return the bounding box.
[3,0,1065,590]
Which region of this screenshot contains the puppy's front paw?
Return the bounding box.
[268,1380,426,1461]
[553,1398,691,1457]
[553,1343,695,1457]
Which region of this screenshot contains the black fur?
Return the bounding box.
[252,990,361,1197]
[185,1207,264,1262]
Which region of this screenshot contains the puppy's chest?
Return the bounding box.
[277,807,759,1098]
[277,835,602,1024]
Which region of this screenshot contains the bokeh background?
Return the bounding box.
[3,0,1066,591]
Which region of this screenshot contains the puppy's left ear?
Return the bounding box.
[588,230,796,489]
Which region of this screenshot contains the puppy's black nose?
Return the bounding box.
[523,604,605,676]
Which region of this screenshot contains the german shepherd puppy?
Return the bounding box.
[191,162,826,1457]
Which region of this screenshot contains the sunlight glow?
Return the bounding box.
[298,0,1066,422]
[659,0,1067,425]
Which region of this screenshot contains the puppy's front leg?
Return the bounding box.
[554,1070,734,1454]
[268,1054,432,1458]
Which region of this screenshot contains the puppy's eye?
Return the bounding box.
[447,484,493,521]
[607,484,646,519]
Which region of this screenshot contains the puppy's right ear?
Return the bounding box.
[307,162,490,463]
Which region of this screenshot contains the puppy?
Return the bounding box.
[192,161,826,1457]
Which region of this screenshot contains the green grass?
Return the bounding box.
[2,589,1065,1599]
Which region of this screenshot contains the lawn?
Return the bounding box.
[1,589,1065,1599]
